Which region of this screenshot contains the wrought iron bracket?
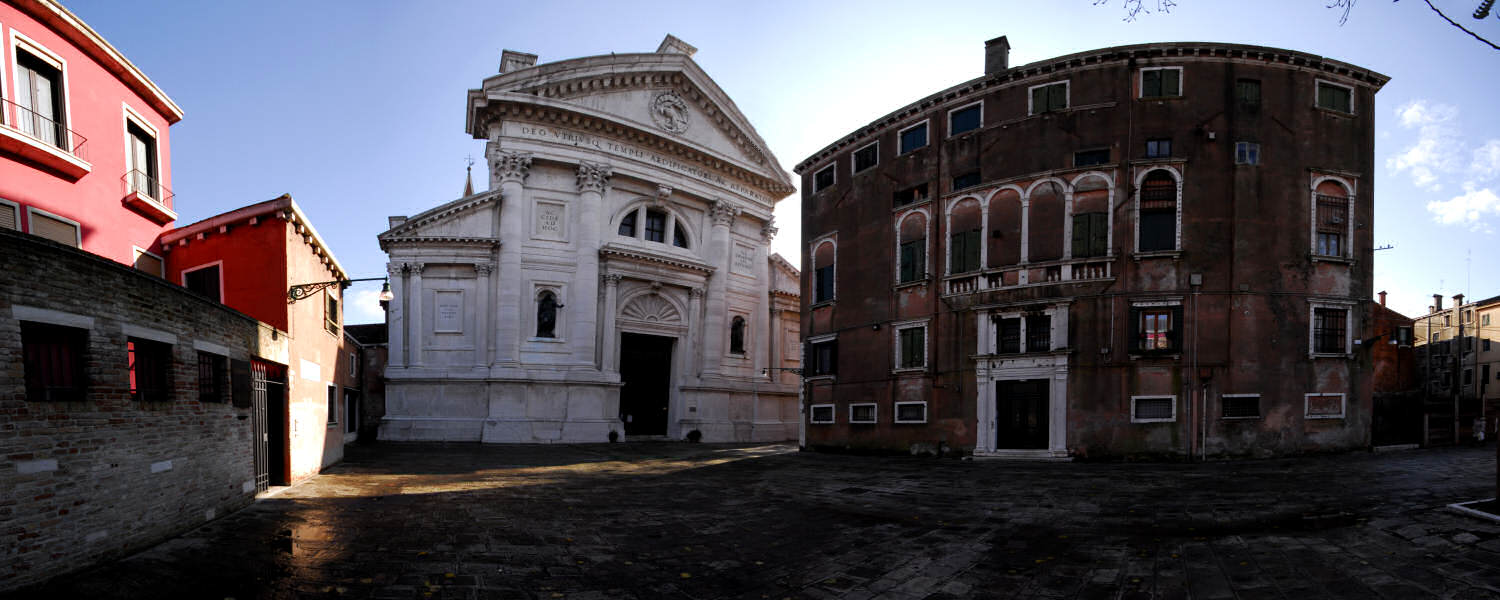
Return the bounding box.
[288,277,388,304]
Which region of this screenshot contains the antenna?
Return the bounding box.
[1374,244,1394,251]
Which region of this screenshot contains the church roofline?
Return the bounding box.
[378,189,502,240]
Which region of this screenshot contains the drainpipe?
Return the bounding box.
[1190,273,1202,460]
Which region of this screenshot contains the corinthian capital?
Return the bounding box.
[760,216,778,242]
[709,199,740,227]
[576,161,613,195]
[490,150,533,186]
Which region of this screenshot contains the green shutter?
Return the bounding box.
[1164,69,1180,96]
[914,241,925,279]
[1071,214,1088,257]
[1050,83,1067,110]
[1143,70,1160,97]
[1032,86,1047,113]
[965,230,980,272]
[1090,213,1108,257]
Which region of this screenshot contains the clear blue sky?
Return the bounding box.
[64,0,1500,323]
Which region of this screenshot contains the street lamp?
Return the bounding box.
[287,277,393,304]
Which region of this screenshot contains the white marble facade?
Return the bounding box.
[377,36,801,443]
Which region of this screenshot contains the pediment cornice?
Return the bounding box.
[378,190,500,240]
[600,243,714,275]
[378,236,500,252]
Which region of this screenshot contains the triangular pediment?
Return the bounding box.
[468,47,795,199]
[377,190,500,250]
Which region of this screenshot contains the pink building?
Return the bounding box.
[0,0,182,269]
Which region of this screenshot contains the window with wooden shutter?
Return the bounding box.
[949,229,980,274]
[898,326,925,369]
[1071,212,1107,258]
[0,202,17,231]
[1138,170,1176,252]
[1030,82,1067,114]
[899,239,925,283]
[1141,68,1181,98]
[28,211,79,247]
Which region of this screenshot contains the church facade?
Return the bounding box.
[377,36,801,443]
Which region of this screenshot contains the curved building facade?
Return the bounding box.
[379,36,801,443]
[796,39,1388,459]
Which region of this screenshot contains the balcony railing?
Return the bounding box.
[944,256,1114,295]
[122,170,174,209]
[2,97,87,162]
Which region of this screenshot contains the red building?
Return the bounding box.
[0,0,181,269]
[796,39,1388,459]
[160,195,358,484]
[1369,291,1418,446]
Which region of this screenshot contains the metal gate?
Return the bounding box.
[251,360,270,493]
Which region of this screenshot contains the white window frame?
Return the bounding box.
[896,120,929,155]
[1309,175,1356,260]
[806,332,837,379]
[1235,142,1260,165]
[894,208,930,284]
[809,403,835,424]
[121,103,163,200]
[1132,166,1183,254]
[1138,66,1183,99]
[1027,80,1070,115]
[812,163,836,193]
[529,283,567,343]
[1314,79,1355,114]
[9,30,74,140]
[892,319,928,372]
[0,197,20,231]
[894,401,927,424]
[947,101,983,138]
[849,403,877,424]
[851,140,878,175]
[1220,393,1262,420]
[180,260,225,304]
[1308,300,1355,358]
[1304,392,1346,420]
[1130,395,1177,423]
[132,245,163,277]
[25,205,81,247]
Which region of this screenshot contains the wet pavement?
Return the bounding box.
[7,442,1500,599]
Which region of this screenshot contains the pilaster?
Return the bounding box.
[408,261,425,368]
[701,199,739,377]
[574,161,611,368]
[387,261,407,368]
[490,148,531,366]
[601,273,622,373]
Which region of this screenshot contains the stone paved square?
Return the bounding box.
[7,443,1500,599]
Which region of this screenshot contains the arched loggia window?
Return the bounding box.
[537,291,559,338]
[730,316,746,354]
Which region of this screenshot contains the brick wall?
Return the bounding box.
[0,229,261,591]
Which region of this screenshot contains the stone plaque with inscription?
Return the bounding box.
[732,242,756,275]
[435,290,463,333]
[534,202,565,240]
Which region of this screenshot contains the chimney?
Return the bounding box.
[984,36,1011,75]
[1453,293,1465,307]
[1434,294,1444,311]
[1378,291,1387,306]
[499,50,538,74]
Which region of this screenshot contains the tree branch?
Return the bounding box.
[1420,0,1500,51]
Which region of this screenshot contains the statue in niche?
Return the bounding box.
[537,291,558,338]
[730,316,746,354]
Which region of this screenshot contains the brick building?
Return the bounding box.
[1369,291,1418,446]
[345,323,387,441]
[0,230,271,590]
[0,0,182,268]
[796,39,1387,459]
[1414,292,1498,444]
[159,195,359,484]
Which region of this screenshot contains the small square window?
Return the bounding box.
[128,338,173,403]
[184,264,222,303]
[852,142,878,174]
[1134,306,1180,353]
[21,321,88,402]
[952,172,981,191]
[1236,79,1261,109]
[197,351,226,403]
[949,103,982,136]
[1235,142,1259,165]
[813,165,836,193]
[894,402,927,424]
[1141,67,1181,98]
[1029,82,1068,115]
[1316,81,1353,114]
[810,404,835,424]
[898,122,928,155]
[1221,395,1260,419]
[850,403,877,424]
[1132,396,1176,422]
[1074,149,1110,167]
[1145,139,1171,158]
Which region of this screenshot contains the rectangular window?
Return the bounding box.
[184,264,222,303]
[1071,212,1107,258]
[1138,175,1177,252]
[28,210,79,248]
[1026,315,1051,352]
[897,326,925,369]
[326,293,341,335]
[344,389,359,434]
[852,142,878,174]
[952,172,980,191]
[1140,67,1181,98]
[894,402,927,424]
[327,385,338,426]
[1074,149,1110,167]
[1316,81,1353,113]
[1221,394,1261,419]
[949,103,982,136]
[1029,81,1068,115]
[1314,307,1348,354]
[809,404,835,424]
[814,265,834,303]
[850,403,877,424]
[1305,393,1345,419]
[1131,396,1176,422]
[0,200,18,231]
[1145,138,1172,158]
[949,229,981,273]
[133,248,164,277]
[1235,142,1260,165]
[1484,314,1491,326]
[997,317,1021,354]
[1397,326,1413,346]
[808,339,838,376]
[126,122,160,199]
[898,122,928,155]
[15,49,67,149]
[899,239,925,283]
[1236,79,1261,109]
[128,338,172,403]
[197,351,226,403]
[1464,369,1473,385]
[348,352,358,378]
[1315,194,1346,257]
[21,321,88,402]
[813,164,836,192]
[893,183,928,207]
[644,210,666,243]
[1132,305,1183,353]
[1484,339,1491,352]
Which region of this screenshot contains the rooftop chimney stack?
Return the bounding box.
[1433,294,1444,311]
[1454,294,1465,307]
[1378,291,1387,306]
[985,36,1011,75]
[499,50,538,74]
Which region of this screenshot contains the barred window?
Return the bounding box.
[997,317,1021,354]
[197,351,226,403]
[128,338,172,403]
[1316,194,1347,257]
[1314,308,1348,354]
[1139,170,1177,252]
[1221,395,1260,419]
[1026,315,1051,353]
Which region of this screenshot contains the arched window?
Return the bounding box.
[1071,175,1110,258]
[1027,181,1064,262]
[730,316,746,354]
[618,211,636,237]
[1313,179,1352,258]
[536,291,558,338]
[948,199,981,274]
[1138,170,1177,252]
[813,239,836,303]
[897,212,926,283]
[988,189,1022,267]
